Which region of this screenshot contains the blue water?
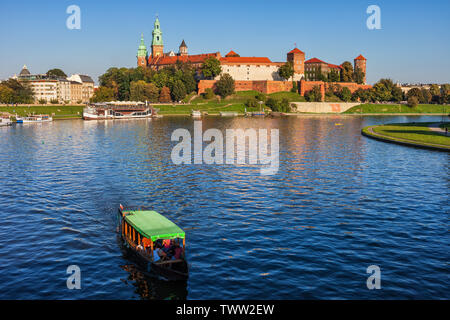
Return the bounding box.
[0,116,448,299]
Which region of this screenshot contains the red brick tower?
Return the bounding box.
[354,55,367,84]
[287,48,305,78]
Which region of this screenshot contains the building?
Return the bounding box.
[137,17,369,95]
[67,74,95,103]
[13,65,94,103]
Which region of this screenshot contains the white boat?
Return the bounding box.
[83,102,155,120]
[191,110,202,118]
[0,117,12,127]
[16,115,52,123]
[220,111,239,117]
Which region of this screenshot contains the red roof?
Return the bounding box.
[149,53,219,65]
[288,48,304,54]
[220,56,273,64]
[355,54,367,60]
[225,50,239,57]
[305,58,326,64]
[305,58,342,69]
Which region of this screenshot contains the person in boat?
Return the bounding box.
[153,241,168,262]
[171,241,183,260]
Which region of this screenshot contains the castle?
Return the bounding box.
[137,17,369,97]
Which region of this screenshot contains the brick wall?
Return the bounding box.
[198,80,371,101]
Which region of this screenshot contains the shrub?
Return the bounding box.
[245,98,258,109]
[38,99,47,104]
[255,92,267,102]
[50,99,59,104]
[265,97,279,111]
[202,88,215,99]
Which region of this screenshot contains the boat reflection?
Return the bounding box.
[121,263,188,300]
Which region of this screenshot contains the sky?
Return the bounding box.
[0,0,449,85]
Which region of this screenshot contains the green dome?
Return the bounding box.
[137,33,148,58]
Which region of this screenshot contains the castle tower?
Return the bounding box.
[354,54,367,84]
[151,17,164,58]
[287,48,305,80]
[179,40,188,56]
[137,33,148,67]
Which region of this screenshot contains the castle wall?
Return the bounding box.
[198,79,371,101]
[217,64,284,81]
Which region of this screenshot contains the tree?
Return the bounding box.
[421,88,432,104]
[143,82,159,102]
[130,80,147,101]
[201,57,222,79]
[371,79,396,102]
[0,85,14,103]
[305,86,322,102]
[159,86,172,103]
[47,68,67,78]
[407,96,419,108]
[90,86,115,103]
[391,86,403,102]
[407,87,423,103]
[340,61,354,82]
[202,88,215,99]
[278,62,294,81]
[215,73,235,98]
[171,80,187,102]
[430,84,440,97]
[291,81,298,93]
[340,87,352,102]
[1,79,34,104]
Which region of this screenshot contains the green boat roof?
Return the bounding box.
[123,210,185,241]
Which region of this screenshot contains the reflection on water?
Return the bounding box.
[0,116,448,299]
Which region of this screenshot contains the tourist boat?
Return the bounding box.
[0,117,12,127]
[16,114,52,123]
[83,102,156,120]
[118,205,189,281]
[191,110,202,118]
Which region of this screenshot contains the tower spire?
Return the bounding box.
[137,33,148,67]
[151,16,164,57]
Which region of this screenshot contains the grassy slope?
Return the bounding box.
[159,91,305,115]
[364,122,450,147]
[0,105,84,119]
[344,103,449,114]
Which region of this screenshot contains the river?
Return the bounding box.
[0,115,448,299]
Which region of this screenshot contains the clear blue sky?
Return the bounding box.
[1,0,449,85]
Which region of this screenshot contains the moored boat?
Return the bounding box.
[16,114,52,123]
[0,117,12,127]
[118,205,188,281]
[83,102,157,120]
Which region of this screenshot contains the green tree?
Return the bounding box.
[429,84,440,97]
[340,87,352,102]
[340,62,354,82]
[391,86,403,102]
[0,85,14,103]
[143,82,159,102]
[215,73,235,98]
[1,79,34,104]
[130,80,147,101]
[407,87,424,103]
[291,81,298,93]
[201,57,222,79]
[305,86,322,102]
[202,88,215,99]
[421,88,432,104]
[90,86,115,103]
[171,80,187,102]
[46,68,67,78]
[278,62,294,81]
